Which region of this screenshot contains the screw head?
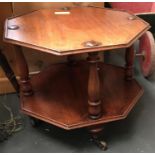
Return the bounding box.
[8,25,19,30]
[82,40,102,48]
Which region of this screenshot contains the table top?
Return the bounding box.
[4,7,150,56]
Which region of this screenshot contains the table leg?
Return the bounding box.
[125,45,135,80]
[0,49,19,93]
[87,52,102,119]
[87,52,107,150]
[14,45,33,96]
[89,125,107,150]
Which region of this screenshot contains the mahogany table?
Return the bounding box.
[4,6,150,150]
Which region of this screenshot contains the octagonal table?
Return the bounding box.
[4,6,150,149]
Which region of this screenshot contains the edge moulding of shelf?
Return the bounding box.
[20,61,144,130]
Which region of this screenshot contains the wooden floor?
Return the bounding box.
[21,61,143,130]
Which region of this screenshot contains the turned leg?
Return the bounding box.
[89,125,107,150]
[87,52,107,150]
[87,52,102,119]
[0,49,19,93]
[125,45,135,80]
[14,45,33,96]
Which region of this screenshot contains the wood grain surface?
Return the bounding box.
[21,61,143,130]
[4,7,150,56]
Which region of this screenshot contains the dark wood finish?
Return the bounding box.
[4,7,150,56]
[20,61,143,130]
[14,45,33,96]
[0,49,19,93]
[87,52,106,149]
[125,45,135,80]
[87,52,102,119]
[89,125,103,137]
[88,125,107,150]
[3,7,149,149]
[67,55,77,65]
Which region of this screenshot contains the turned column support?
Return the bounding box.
[87,52,102,120]
[125,45,135,80]
[14,45,33,96]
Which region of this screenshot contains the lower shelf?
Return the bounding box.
[21,61,143,130]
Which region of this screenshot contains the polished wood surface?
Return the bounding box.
[4,7,150,56]
[3,6,147,148]
[21,61,143,130]
[0,3,104,94]
[87,53,102,119]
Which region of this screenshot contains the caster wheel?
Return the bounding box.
[97,140,108,150]
[91,137,108,150]
[139,31,155,77]
[29,117,41,128]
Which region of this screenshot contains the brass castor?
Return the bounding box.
[29,117,41,128]
[89,125,108,150]
[90,136,108,150]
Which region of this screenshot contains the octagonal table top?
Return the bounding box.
[4,7,150,56]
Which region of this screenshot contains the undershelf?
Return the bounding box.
[21,61,143,130]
